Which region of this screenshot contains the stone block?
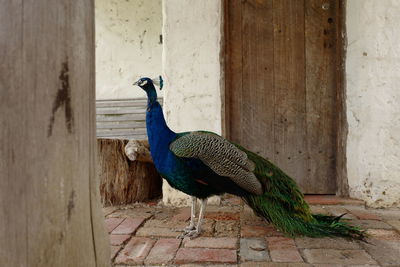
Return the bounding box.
[239,238,269,262]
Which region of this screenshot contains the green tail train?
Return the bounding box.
[238,145,366,240]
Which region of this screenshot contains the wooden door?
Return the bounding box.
[225,0,344,194]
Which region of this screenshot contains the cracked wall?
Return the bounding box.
[346,0,400,207]
[95,0,162,99]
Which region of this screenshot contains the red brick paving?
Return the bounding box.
[204,211,240,221]
[184,237,238,249]
[111,217,145,235]
[174,248,237,264]
[267,236,297,249]
[105,217,124,233]
[241,225,283,237]
[269,248,304,262]
[304,195,364,205]
[109,234,130,246]
[171,207,191,222]
[350,210,382,220]
[110,245,121,260]
[104,195,400,266]
[115,237,155,265]
[145,238,181,265]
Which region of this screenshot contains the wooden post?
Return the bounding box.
[0,1,109,266]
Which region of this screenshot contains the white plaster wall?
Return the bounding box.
[346,0,400,207]
[95,0,162,100]
[162,0,223,206]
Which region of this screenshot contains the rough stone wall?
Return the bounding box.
[95,0,162,99]
[346,0,400,207]
[162,0,223,206]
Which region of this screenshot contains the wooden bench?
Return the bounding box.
[96,98,163,140]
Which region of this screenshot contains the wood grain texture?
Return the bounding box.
[0,1,109,266]
[241,0,274,159]
[273,0,308,189]
[305,0,338,193]
[225,0,344,193]
[225,0,243,144]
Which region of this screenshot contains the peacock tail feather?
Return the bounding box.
[236,144,366,240]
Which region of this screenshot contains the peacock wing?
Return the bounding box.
[169,131,263,195]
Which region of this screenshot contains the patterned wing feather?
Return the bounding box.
[170,132,263,195]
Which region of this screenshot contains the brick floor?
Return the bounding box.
[111,217,145,235]
[103,195,400,266]
[144,238,181,265]
[184,237,238,249]
[174,248,237,264]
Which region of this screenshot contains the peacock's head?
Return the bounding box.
[133,76,163,92]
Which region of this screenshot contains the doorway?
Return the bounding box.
[224,0,345,194]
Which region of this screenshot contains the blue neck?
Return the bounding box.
[145,88,176,167]
[146,86,158,105]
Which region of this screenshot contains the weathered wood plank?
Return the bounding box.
[96,114,146,122]
[273,0,308,190]
[96,106,146,115]
[96,121,146,129]
[96,98,162,107]
[241,0,274,159]
[225,0,243,143]
[0,1,109,266]
[305,0,338,193]
[97,128,147,137]
[101,135,148,141]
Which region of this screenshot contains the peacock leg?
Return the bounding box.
[174,196,197,235]
[185,196,197,231]
[178,198,207,239]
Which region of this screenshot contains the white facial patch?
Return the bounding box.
[139,80,148,86]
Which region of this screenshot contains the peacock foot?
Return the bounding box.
[176,228,201,239]
[173,225,196,233]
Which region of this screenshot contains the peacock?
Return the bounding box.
[134,76,365,240]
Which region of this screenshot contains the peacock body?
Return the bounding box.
[135,77,365,240]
